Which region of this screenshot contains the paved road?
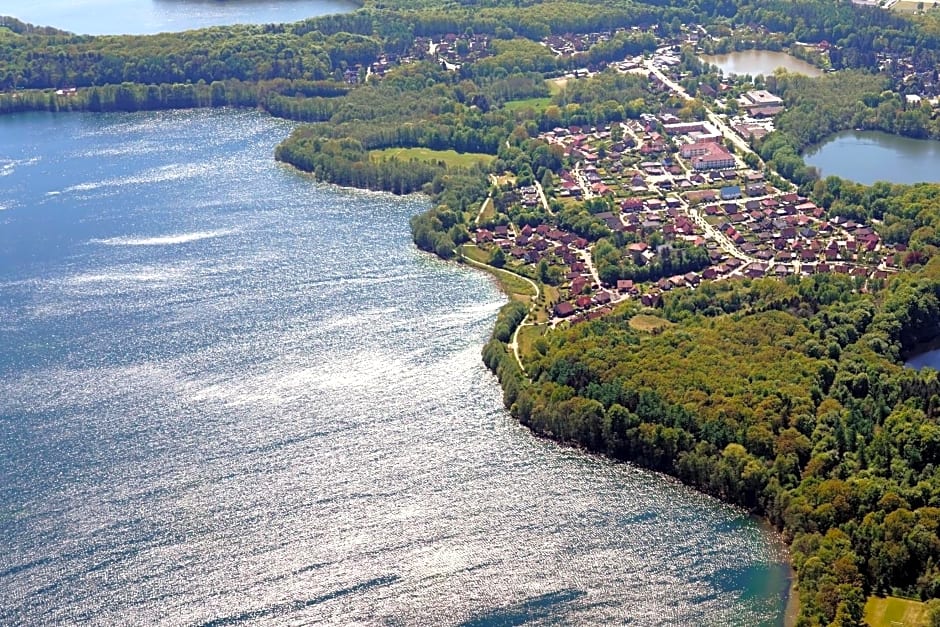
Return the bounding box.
[579,246,603,289]
[571,163,596,199]
[534,181,555,216]
[643,60,758,164]
[683,202,758,265]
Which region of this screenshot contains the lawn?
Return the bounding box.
[629,313,673,333]
[535,284,560,323]
[459,245,537,301]
[477,196,496,224]
[494,174,517,187]
[502,97,552,112]
[517,324,547,362]
[864,596,928,627]
[370,147,494,169]
[890,0,936,11]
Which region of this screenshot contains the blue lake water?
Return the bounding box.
[2,0,357,35]
[804,130,940,186]
[0,109,790,624]
[906,347,940,371]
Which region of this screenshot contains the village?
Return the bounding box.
[326,24,930,327]
[470,60,904,325]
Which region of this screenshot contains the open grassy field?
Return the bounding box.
[369,147,494,169]
[864,596,928,627]
[502,97,552,112]
[534,284,560,323]
[459,243,492,266]
[547,77,568,95]
[629,313,673,333]
[890,0,937,12]
[476,196,496,224]
[517,324,547,361]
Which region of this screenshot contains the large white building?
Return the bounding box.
[681,141,736,170]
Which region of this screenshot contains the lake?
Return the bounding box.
[700,50,823,78]
[0,109,790,624]
[804,130,940,185]
[906,345,940,371]
[2,0,358,35]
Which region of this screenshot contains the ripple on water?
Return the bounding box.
[0,109,789,626]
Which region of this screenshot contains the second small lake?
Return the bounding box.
[906,346,940,371]
[700,50,823,77]
[804,130,940,185]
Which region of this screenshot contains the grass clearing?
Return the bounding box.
[517,324,547,361]
[370,147,494,169]
[477,196,496,224]
[547,77,568,95]
[890,0,936,11]
[459,245,537,300]
[534,284,560,324]
[864,596,928,627]
[629,313,673,333]
[460,243,491,265]
[503,97,552,112]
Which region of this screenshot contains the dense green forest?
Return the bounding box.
[485,270,940,625]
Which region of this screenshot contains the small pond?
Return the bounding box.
[700,50,823,77]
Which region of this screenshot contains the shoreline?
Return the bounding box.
[458,242,799,624]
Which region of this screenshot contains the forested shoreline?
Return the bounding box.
[485,270,940,624]
[7,0,940,623]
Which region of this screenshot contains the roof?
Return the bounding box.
[745,89,783,106]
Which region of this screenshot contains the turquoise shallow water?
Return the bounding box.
[0,109,789,625]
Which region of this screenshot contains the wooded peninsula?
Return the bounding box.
[6,0,940,623]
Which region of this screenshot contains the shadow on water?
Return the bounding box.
[459,589,587,627]
[198,574,401,626]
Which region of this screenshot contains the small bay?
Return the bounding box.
[804,130,940,185]
[0,109,791,624]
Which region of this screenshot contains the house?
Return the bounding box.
[475,229,494,243]
[686,189,718,204]
[745,264,767,278]
[554,302,576,317]
[720,186,742,201]
[621,197,644,212]
[617,279,636,293]
[627,242,649,263]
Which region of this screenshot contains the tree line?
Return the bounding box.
[486,270,940,624]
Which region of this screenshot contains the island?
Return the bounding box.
[4,0,940,623]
